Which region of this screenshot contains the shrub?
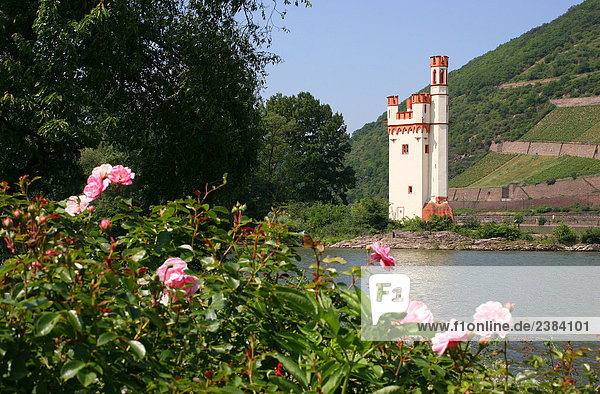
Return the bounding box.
[533,206,552,214]
[0,176,597,392]
[538,216,547,226]
[352,197,390,231]
[546,178,556,185]
[428,214,454,231]
[475,222,530,241]
[460,216,481,229]
[580,227,600,244]
[553,223,578,245]
[513,214,524,227]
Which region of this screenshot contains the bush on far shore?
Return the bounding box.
[581,227,600,244]
[553,223,578,245]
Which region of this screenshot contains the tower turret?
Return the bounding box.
[387,56,453,221]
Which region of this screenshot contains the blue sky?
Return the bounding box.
[261,0,584,133]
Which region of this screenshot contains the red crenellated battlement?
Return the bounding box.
[396,111,413,120]
[430,55,448,67]
[387,96,398,106]
[411,93,431,104]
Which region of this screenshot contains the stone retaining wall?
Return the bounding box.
[449,176,600,209]
[489,141,600,158]
[549,97,600,107]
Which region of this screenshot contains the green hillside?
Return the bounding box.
[448,152,517,188]
[347,0,600,201]
[345,114,388,202]
[521,105,600,142]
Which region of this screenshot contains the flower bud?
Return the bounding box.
[38,216,46,224]
[100,219,111,230]
[2,217,12,227]
[13,209,21,218]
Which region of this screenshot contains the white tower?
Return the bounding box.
[387,56,453,221]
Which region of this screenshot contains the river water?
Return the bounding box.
[295,248,600,368]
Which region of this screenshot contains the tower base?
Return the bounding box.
[422,202,454,222]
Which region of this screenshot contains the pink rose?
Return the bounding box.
[28,261,41,271]
[431,319,468,355]
[368,242,395,267]
[473,301,512,339]
[156,258,200,300]
[2,217,12,227]
[108,165,135,185]
[83,173,109,199]
[393,301,434,325]
[92,164,113,179]
[65,195,92,216]
[156,257,188,283]
[100,219,111,230]
[164,272,201,297]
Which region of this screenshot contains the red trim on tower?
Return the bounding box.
[430,55,449,67]
[422,202,453,222]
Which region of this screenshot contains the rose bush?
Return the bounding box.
[0,176,598,392]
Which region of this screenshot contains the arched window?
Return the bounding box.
[417,127,421,133]
[440,70,445,84]
[432,69,437,84]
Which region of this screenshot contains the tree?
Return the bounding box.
[0,0,308,204]
[264,92,355,203]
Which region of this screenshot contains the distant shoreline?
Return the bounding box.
[328,230,600,252]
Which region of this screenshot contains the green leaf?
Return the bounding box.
[97,332,118,347]
[276,286,318,318]
[157,231,171,244]
[320,309,340,335]
[321,364,348,394]
[269,376,302,392]
[129,250,146,262]
[35,312,60,336]
[61,359,85,381]
[77,369,97,387]
[8,357,27,381]
[372,386,403,394]
[298,325,323,345]
[128,340,146,359]
[275,354,308,389]
[66,310,82,332]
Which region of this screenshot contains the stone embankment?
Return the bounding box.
[329,230,600,252]
[489,140,600,159]
[449,176,600,210]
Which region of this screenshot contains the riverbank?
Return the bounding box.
[329,230,600,251]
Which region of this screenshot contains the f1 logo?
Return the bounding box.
[369,274,410,324]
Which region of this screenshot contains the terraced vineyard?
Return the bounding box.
[450,153,600,188]
[524,155,600,184]
[448,152,517,187]
[469,155,559,187]
[521,105,600,142]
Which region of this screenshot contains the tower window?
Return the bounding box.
[432,69,437,84]
[402,144,409,154]
[425,144,429,153]
[408,186,413,194]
